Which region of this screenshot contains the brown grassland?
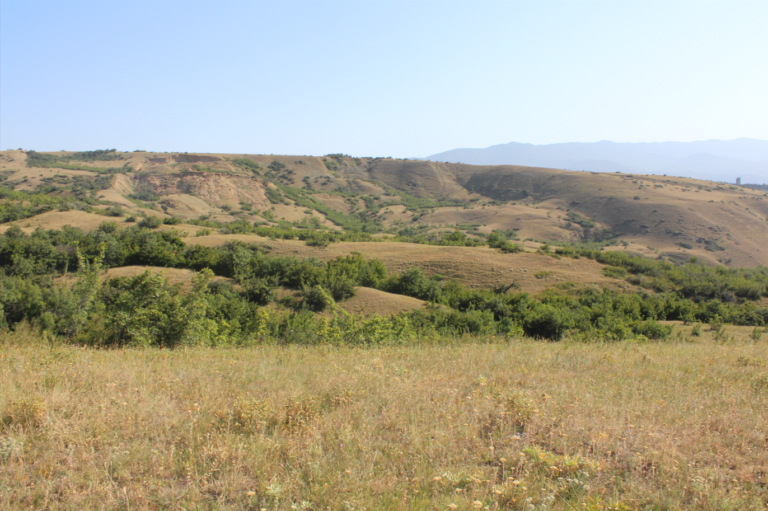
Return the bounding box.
[2,326,767,510]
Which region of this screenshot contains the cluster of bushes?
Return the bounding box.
[264,187,287,205]
[566,212,596,229]
[0,187,65,223]
[69,149,122,162]
[487,232,522,253]
[230,158,262,173]
[555,246,768,303]
[219,219,377,244]
[128,183,160,202]
[25,150,130,174]
[276,184,383,233]
[2,225,767,347]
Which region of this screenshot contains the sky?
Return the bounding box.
[1,0,767,158]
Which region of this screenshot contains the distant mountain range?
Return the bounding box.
[425,138,768,184]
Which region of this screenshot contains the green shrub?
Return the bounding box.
[98,222,120,235]
[241,277,277,305]
[103,206,125,217]
[265,187,286,205]
[231,158,262,173]
[127,183,159,202]
[163,217,183,225]
[385,268,441,302]
[499,242,522,253]
[324,274,357,301]
[268,160,287,173]
[632,320,672,340]
[306,237,330,248]
[138,216,162,229]
[301,285,334,312]
[602,266,627,279]
[90,269,216,347]
[691,323,702,337]
[523,304,574,340]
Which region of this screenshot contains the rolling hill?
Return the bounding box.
[2,148,767,270]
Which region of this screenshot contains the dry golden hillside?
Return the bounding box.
[2,149,766,267]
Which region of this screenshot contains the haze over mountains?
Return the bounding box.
[426,138,768,184]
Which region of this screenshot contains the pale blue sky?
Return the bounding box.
[1,0,766,157]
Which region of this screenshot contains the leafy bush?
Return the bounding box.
[138,216,162,229]
[306,237,330,248]
[163,217,183,225]
[128,187,159,203]
[265,187,286,205]
[301,285,334,312]
[231,158,262,173]
[324,273,357,301]
[384,268,441,302]
[632,320,672,340]
[566,212,596,228]
[487,232,522,252]
[90,269,217,347]
[241,277,277,305]
[98,222,120,235]
[102,206,125,217]
[602,266,627,279]
[523,304,574,340]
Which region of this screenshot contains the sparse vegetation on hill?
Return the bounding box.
[230,157,262,173]
[70,149,122,161]
[1,149,767,508]
[25,150,130,174]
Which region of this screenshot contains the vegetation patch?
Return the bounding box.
[25,150,130,174]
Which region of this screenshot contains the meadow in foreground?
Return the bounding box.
[1,330,767,510]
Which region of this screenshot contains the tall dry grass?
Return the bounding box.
[1,329,767,510]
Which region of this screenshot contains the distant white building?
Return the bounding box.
[736,177,741,185]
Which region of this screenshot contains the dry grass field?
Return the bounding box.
[1,330,767,510]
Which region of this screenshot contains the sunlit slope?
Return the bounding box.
[2,149,766,266]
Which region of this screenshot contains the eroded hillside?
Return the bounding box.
[2,149,767,267]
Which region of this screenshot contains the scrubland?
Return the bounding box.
[2,329,767,510]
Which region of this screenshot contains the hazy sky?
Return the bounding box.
[2,0,766,157]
